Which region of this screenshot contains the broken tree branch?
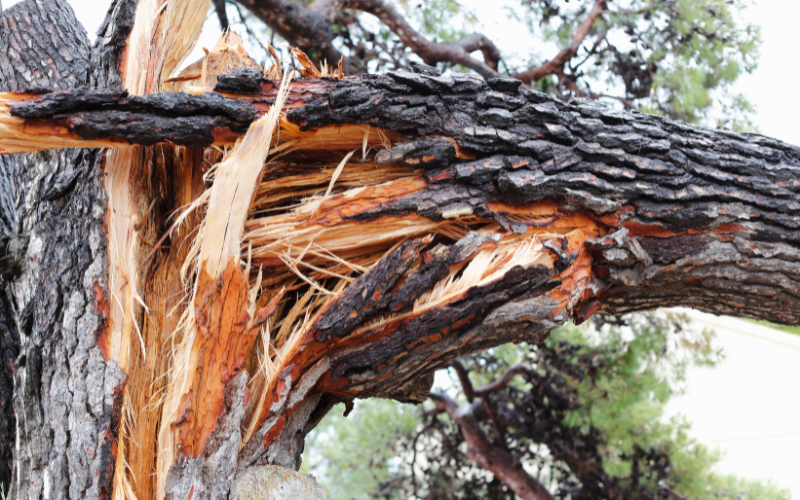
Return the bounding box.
[2,10,800,495]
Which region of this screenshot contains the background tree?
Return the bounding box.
[218,0,760,128]
[304,313,789,500]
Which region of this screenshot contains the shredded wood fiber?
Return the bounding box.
[87,11,600,498]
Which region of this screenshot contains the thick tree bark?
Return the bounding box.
[4,70,799,324]
[0,278,18,494]
[0,1,133,498]
[1,1,799,499]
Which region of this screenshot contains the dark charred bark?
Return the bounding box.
[89,0,137,90]
[0,1,130,498]
[0,278,18,494]
[9,148,123,500]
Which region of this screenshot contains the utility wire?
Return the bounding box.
[712,432,800,443]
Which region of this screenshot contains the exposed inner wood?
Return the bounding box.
[86,88,604,497]
[167,32,261,91]
[102,2,220,498]
[120,145,208,500]
[157,81,291,498]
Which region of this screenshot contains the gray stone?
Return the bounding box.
[230,466,328,500]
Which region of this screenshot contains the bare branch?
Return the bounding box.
[515,0,608,83]
[238,0,501,77]
[474,363,536,397]
[447,359,476,402]
[561,77,637,109]
[429,391,459,414]
[212,0,230,30]
[342,0,500,77]
[430,392,555,500]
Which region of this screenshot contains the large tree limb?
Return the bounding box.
[1,72,797,312]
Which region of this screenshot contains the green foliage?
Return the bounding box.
[549,316,785,499]
[300,399,420,499]
[620,0,761,127]
[303,313,791,500]
[555,315,720,480]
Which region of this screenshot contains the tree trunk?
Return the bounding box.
[1,0,799,499]
[0,2,131,499]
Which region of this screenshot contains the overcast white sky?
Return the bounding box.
[667,311,800,497]
[12,0,800,496]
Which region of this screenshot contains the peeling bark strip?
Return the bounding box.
[172,260,281,457]
[1,0,800,498]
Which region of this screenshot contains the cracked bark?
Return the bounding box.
[0,1,129,498]
[1,2,799,498]
[5,71,800,322]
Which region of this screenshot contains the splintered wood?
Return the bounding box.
[12,48,607,500]
[172,260,281,456]
[35,4,609,496]
[144,91,608,487]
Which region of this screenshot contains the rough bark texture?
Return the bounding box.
[89,0,137,90]
[1,2,800,499]
[0,1,129,498]
[0,0,89,91]
[6,69,800,325]
[9,148,124,500]
[0,277,18,494]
